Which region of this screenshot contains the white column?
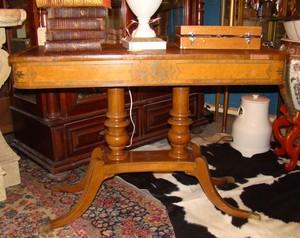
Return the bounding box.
[0,9,26,201]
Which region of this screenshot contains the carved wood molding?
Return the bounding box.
[0,9,26,88]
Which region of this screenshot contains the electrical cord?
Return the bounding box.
[125,88,136,148]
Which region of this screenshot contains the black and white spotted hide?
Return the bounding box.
[121,143,300,238]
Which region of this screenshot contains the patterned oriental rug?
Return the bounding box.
[1,157,174,238]
[1,134,300,238]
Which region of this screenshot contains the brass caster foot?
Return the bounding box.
[224,176,235,183]
[38,222,51,234]
[51,184,64,192]
[249,212,261,220]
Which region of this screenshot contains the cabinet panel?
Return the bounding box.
[143,93,202,136]
[64,90,108,116]
[12,110,54,160]
[65,115,106,157]
[143,98,172,136]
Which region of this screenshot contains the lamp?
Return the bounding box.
[122,0,166,50]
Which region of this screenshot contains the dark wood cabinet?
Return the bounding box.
[10,0,211,174]
[0,0,40,134]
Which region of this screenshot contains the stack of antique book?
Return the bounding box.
[35,0,111,52]
[106,28,123,44]
[105,5,123,44]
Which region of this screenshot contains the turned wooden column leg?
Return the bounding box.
[168,87,192,160]
[104,88,129,161]
[193,157,260,220]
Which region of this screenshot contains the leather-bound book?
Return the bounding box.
[44,39,104,52]
[106,28,122,44]
[47,7,107,19]
[47,29,106,41]
[36,0,111,8]
[47,18,106,30]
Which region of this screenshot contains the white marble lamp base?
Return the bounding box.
[124,0,166,51]
[122,37,166,51]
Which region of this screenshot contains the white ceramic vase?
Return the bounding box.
[283,20,300,42]
[230,94,272,157]
[126,0,162,38]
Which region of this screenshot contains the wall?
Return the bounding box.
[203,0,279,115]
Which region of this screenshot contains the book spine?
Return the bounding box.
[47,18,106,30]
[45,39,104,52]
[47,7,107,19]
[105,38,122,44]
[47,30,106,40]
[106,28,123,44]
[36,0,111,8]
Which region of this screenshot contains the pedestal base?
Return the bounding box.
[0,132,21,187]
[0,9,25,201]
[1,155,20,187]
[0,166,6,201]
[122,37,167,51]
[0,132,21,201]
[37,87,259,233]
[39,146,260,232]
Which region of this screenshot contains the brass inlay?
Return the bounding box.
[14,70,25,80]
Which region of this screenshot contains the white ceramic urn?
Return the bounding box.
[126,0,162,38]
[230,94,272,157]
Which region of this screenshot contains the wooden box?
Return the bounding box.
[176,25,262,50]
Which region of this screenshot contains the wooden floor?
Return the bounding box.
[198,113,235,137]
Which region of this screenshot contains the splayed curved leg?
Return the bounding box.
[189,142,235,185]
[39,150,107,233]
[53,147,104,193]
[193,157,260,220]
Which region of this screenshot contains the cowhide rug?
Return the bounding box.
[121,135,300,238]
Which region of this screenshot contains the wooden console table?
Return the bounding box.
[9,44,285,231]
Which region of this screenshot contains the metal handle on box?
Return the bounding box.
[188,32,195,44]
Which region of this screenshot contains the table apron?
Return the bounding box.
[12,59,284,89]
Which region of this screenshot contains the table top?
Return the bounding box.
[9,44,286,89]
